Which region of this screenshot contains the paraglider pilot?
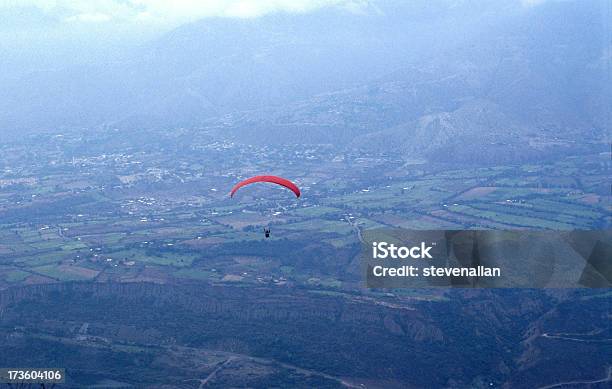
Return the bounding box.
[229,175,300,240]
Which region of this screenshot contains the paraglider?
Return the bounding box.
[230,175,301,238]
[230,175,301,198]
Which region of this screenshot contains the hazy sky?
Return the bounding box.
[0,0,366,27]
[0,0,368,61]
[0,0,548,28]
[0,0,551,79]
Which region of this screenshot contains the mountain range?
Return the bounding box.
[1,0,609,163]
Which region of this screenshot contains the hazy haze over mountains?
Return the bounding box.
[1,0,610,162]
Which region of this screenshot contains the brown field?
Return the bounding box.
[120,275,167,284]
[222,274,244,282]
[24,274,56,285]
[455,186,497,200]
[578,194,600,205]
[182,236,226,247]
[59,265,100,279]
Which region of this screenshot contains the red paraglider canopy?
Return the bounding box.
[230,175,301,198]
